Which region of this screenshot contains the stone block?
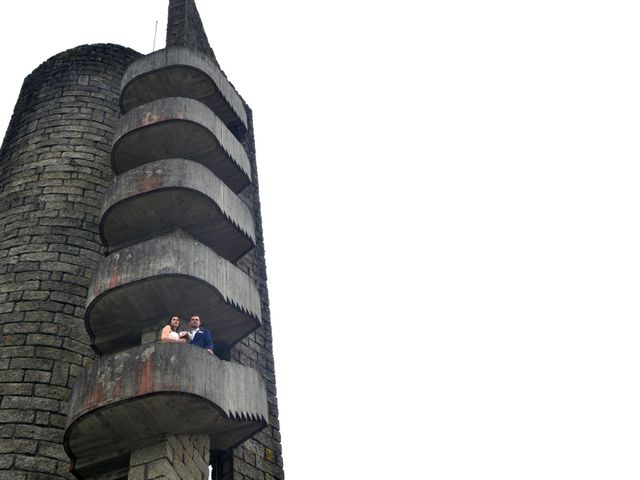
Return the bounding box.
[0,439,36,454]
[130,440,174,466]
[0,383,32,396]
[15,423,63,443]
[25,334,62,348]
[1,396,58,412]
[33,385,69,401]
[35,411,50,426]
[36,441,68,461]
[0,334,26,346]
[0,454,15,468]
[0,409,35,424]
[24,370,51,383]
[14,454,57,472]
[9,357,52,371]
[147,458,179,480]
[0,370,24,382]
[1,473,26,480]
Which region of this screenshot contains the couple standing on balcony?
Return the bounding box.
[160,315,214,356]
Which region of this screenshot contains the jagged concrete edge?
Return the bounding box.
[67,343,270,421]
[64,343,268,461]
[112,97,251,182]
[100,158,256,252]
[85,229,262,340]
[120,46,248,129]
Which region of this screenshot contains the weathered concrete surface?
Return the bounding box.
[100,158,255,260]
[64,343,268,474]
[85,229,262,354]
[112,97,251,193]
[121,47,248,136]
[167,0,219,65]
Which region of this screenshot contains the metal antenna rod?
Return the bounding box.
[152,20,158,51]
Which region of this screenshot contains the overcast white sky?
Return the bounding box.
[2,1,640,478]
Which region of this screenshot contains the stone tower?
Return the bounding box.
[0,1,284,479]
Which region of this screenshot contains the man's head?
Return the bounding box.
[189,315,201,329]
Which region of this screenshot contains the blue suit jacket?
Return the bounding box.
[190,328,214,351]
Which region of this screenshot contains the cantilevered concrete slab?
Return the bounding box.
[64,343,268,472]
[120,47,248,135]
[112,97,251,193]
[100,158,255,260]
[85,229,261,354]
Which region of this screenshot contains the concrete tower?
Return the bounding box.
[0,1,284,479]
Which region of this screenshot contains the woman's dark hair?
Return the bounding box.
[168,315,180,331]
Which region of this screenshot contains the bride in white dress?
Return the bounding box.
[160,315,189,344]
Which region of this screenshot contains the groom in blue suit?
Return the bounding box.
[187,315,214,356]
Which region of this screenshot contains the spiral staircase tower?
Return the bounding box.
[0,1,284,479]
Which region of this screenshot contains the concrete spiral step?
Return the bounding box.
[120,46,248,137]
[100,158,255,260]
[85,229,261,355]
[112,97,252,193]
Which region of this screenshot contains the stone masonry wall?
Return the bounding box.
[230,109,284,480]
[128,434,210,480]
[0,2,285,478]
[0,44,140,479]
[166,0,219,65]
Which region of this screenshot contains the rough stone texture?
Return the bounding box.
[128,434,210,480]
[0,43,140,479]
[166,0,219,66]
[229,109,285,479]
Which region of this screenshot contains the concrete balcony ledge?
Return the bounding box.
[100,158,255,260]
[64,343,268,469]
[120,46,248,135]
[112,97,251,193]
[86,229,262,354]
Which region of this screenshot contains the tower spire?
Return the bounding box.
[166,0,219,65]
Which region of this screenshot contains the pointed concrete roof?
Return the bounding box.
[166,0,219,66]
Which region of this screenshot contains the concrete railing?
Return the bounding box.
[100,158,255,260]
[85,229,262,354]
[64,343,268,477]
[120,46,248,134]
[112,97,252,193]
